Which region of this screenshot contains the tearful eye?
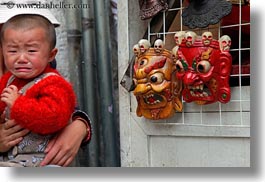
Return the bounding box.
[149,73,164,84]
[8,50,17,53]
[196,60,211,73]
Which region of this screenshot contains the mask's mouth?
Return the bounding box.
[187,84,212,98]
[143,93,164,105]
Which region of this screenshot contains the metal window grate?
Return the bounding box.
[147,0,250,127]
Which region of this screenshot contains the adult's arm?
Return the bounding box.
[0,119,29,152]
[40,110,91,167]
[0,110,92,166]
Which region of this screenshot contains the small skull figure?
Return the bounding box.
[154,39,165,54]
[202,31,213,46]
[219,35,231,52]
[174,31,185,45]
[185,31,197,47]
[171,46,179,61]
[133,44,140,57]
[138,39,151,54]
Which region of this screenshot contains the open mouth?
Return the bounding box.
[187,84,212,98]
[143,93,164,105]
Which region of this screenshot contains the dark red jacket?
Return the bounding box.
[0,66,76,135]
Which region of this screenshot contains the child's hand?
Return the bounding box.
[1,85,20,108]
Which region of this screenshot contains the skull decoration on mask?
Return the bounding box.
[185,31,197,47]
[154,39,165,54]
[219,35,232,52]
[174,31,186,46]
[138,39,151,54]
[202,31,213,46]
[175,32,232,105]
[133,44,141,57]
[133,39,183,120]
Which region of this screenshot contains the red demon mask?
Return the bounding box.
[174,31,232,105]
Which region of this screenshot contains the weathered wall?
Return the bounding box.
[44,0,70,79]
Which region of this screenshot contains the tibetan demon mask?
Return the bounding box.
[132,39,183,120]
[174,31,232,105]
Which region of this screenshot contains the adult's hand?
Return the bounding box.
[0,119,29,152]
[40,118,87,167]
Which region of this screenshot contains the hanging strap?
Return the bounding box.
[6,72,59,95]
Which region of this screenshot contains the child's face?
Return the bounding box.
[1,27,57,79]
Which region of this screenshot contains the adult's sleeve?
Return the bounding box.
[72,109,92,145]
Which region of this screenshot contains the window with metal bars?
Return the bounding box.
[147,0,250,127]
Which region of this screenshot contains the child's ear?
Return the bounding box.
[49,48,58,62]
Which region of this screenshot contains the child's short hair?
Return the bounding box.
[0,14,56,49]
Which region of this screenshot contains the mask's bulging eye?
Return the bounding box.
[149,73,164,84]
[138,58,148,67]
[196,60,211,73]
[175,60,184,72]
[150,76,157,83]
